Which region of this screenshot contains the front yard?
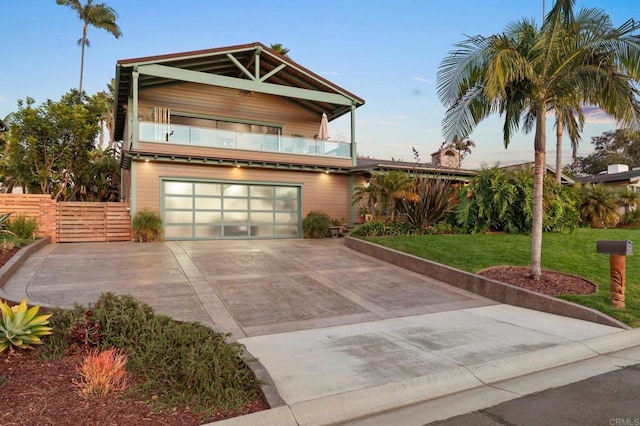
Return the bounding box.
[363,228,640,327]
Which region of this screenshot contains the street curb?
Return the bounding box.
[0,236,50,302]
[344,237,629,330]
[212,334,640,425]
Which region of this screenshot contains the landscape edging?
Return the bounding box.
[0,237,50,302]
[344,237,630,330]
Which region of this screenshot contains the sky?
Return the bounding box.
[1,0,637,169]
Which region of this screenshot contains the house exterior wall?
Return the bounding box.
[139,82,323,140]
[131,160,352,221]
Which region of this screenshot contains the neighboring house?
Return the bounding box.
[576,164,640,218]
[113,42,366,240]
[575,164,640,191]
[353,154,476,182]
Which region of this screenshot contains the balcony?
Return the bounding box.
[139,122,351,158]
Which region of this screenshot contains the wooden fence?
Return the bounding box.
[0,194,131,243]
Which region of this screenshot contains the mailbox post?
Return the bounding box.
[596,240,633,309]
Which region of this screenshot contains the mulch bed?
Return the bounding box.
[478,266,597,296]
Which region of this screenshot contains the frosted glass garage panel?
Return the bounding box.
[195,198,222,210]
[223,184,248,197]
[223,198,248,210]
[251,212,274,223]
[250,198,273,211]
[195,225,222,238]
[195,183,222,196]
[164,210,193,223]
[250,186,274,197]
[165,181,192,195]
[224,211,249,222]
[275,187,297,198]
[195,211,222,223]
[165,196,193,209]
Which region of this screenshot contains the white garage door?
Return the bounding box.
[162,180,300,240]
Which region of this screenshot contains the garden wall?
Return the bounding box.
[0,194,131,243]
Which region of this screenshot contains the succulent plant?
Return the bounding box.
[0,299,52,353]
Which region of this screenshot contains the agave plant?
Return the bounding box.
[0,299,52,353]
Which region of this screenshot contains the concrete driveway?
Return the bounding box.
[2,239,635,425]
[3,238,496,338]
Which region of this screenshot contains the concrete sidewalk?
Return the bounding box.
[2,238,639,425]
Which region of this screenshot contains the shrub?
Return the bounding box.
[349,221,386,237]
[132,209,162,242]
[42,293,262,414]
[0,299,52,353]
[302,211,331,238]
[397,175,458,230]
[624,208,640,225]
[6,215,38,240]
[456,167,579,234]
[73,348,129,398]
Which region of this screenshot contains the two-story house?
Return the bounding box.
[113,42,365,240]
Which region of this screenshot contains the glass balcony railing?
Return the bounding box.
[139,122,352,158]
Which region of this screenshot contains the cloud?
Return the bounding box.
[583,106,615,125]
[411,77,432,83]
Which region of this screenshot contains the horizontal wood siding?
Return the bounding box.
[133,161,350,221]
[139,82,321,139]
[58,202,131,242]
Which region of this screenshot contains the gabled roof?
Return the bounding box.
[576,169,640,184]
[352,157,476,180]
[113,42,365,141]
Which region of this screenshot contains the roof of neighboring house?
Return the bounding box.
[500,162,575,185]
[575,169,640,184]
[352,157,476,180]
[113,42,365,141]
[0,119,7,132]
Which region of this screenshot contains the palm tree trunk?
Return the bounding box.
[555,116,563,183]
[531,110,546,280]
[79,24,88,93]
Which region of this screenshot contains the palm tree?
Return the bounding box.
[57,0,122,93]
[437,0,640,279]
[446,135,476,166]
[578,184,619,228]
[269,43,290,57]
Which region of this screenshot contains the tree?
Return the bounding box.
[56,0,122,93]
[574,129,640,175]
[6,90,103,200]
[269,43,290,57]
[577,183,619,227]
[437,0,640,279]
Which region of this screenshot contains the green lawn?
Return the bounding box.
[363,228,640,327]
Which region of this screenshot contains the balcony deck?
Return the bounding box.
[139,122,351,159]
